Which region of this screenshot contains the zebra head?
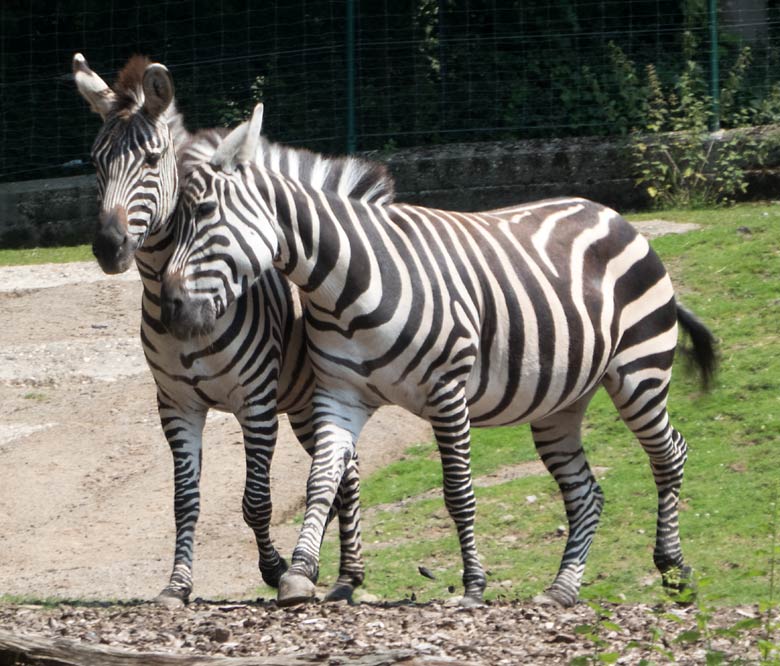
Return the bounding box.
[162,105,278,340]
[74,53,179,274]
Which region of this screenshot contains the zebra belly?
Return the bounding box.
[465,368,603,428]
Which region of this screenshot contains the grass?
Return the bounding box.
[0,244,92,266]
[310,203,780,607]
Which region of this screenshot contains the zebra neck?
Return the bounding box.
[272,179,358,309]
[135,226,175,295]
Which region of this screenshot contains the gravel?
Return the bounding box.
[0,599,770,665]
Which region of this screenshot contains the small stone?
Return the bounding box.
[211,627,231,643]
[526,495,538,504]
[418,566,436,580]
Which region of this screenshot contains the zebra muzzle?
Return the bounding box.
[93,206,134,274]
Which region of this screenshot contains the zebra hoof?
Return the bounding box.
[323,581,354,604]
[277,573,317,607]
[662,565,695,604]
[260,556,289,589]
[153,589,188,609]
[533,589,575,608]
[458,594,485,608]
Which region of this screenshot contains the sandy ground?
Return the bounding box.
[0,261,432,603]
[0,220,698,605]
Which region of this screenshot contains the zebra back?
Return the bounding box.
[180,131,395,206]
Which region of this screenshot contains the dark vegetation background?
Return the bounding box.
[1,0,779,183]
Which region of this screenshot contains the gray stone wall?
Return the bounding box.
[0,175,97,248]
[1,129,779,248]
[378,134,644,213]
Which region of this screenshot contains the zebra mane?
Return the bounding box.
[258,137,395,205]
[108,56,186,144]
[181,131,396,205]
[111,55,151,116]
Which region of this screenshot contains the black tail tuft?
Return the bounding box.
[676,304,718,390]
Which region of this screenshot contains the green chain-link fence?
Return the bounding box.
[1,1,779,183]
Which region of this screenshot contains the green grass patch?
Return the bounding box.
[0,245,93,266]
[310,203,780,608]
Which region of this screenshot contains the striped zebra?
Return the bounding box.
[73,56,394,606]
[162,104,717,608]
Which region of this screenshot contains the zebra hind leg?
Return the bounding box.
[529,391,602,608]
[604,365,693,602]
[153,402,207,608]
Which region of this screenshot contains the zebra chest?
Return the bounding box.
[141,332,254,411]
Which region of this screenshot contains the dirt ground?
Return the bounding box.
[0,261,433,603]
[3,220,767,665]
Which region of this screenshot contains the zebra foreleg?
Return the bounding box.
[278,400,371,606]
[430,403,486,607]
[322,452,364,602]
[289,409,365,603]
[239,410,288,589]
[154,402,207,608]
[530,392,602,608]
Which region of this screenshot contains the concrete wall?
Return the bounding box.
[380,134,644,213]
[0,174,97,248]
[2,129,779,248]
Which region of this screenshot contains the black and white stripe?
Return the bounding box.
[163,105,716,607]
[74,57,393,605]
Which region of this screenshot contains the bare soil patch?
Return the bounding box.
[0,261,432,603]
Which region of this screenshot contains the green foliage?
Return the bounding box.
[624,33,780,209]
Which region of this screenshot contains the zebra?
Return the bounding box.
[73,55,395,606]
[161,104,717,608]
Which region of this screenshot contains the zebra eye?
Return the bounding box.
[145,152,161,167]
[197,201,218,218]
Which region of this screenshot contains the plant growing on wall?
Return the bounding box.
[631,34,777,208]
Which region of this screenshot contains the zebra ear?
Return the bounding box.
[237,103,264,164]
[210,122,250,175]
[73,53,117,120]
[142,63,174,119]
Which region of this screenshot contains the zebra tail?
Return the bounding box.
[676,303,718,390]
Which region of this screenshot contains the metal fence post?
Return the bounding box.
[710,0,720,130]
[346,0,357,153]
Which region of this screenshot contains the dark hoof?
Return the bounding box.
[323,581,354,604]
[662,565,695,604]
[153,588,189,609]
[277,573,317,607]
[261,556,289,589]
